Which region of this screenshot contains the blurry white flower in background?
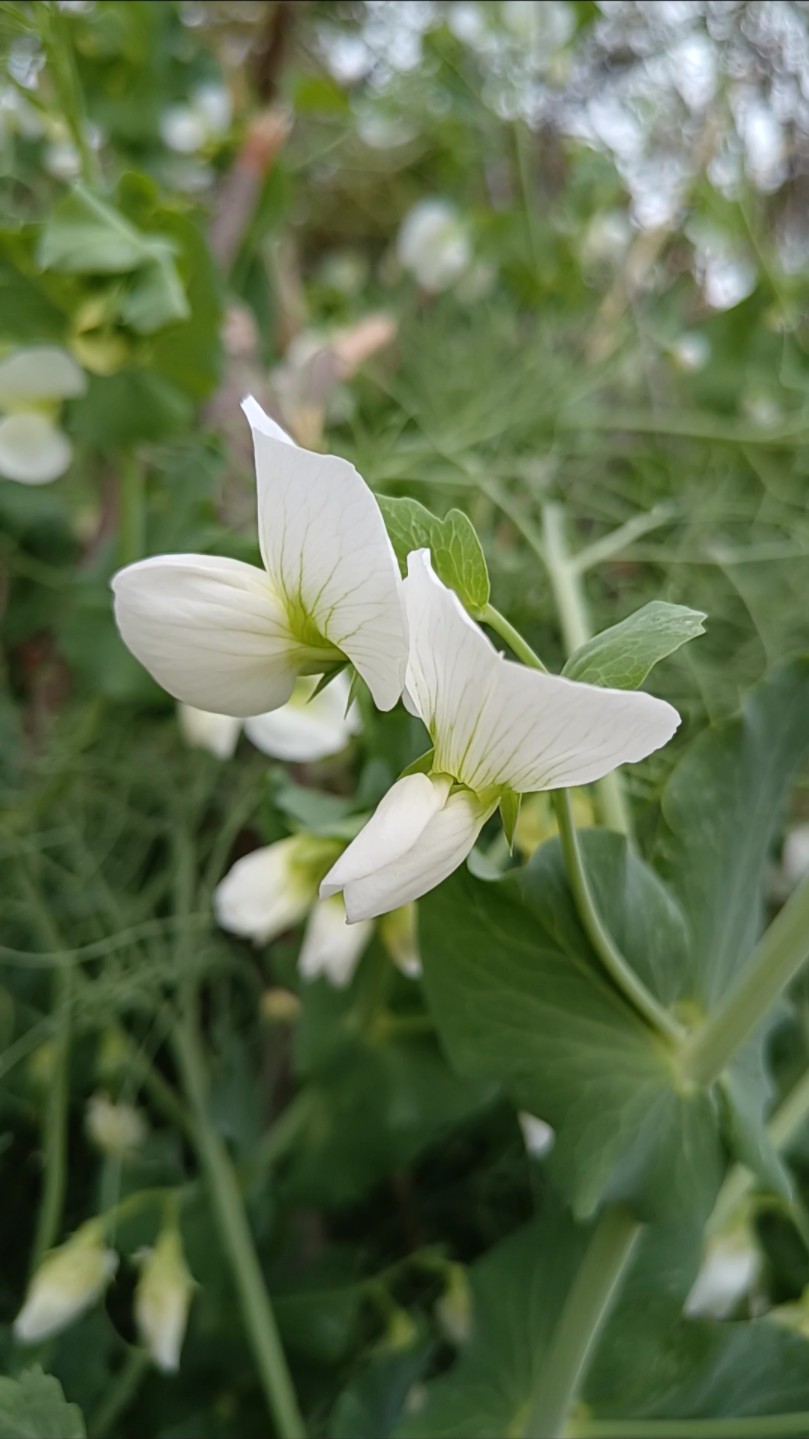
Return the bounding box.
[0,344,86,485]
[397,199,473,292]
[690,223,757,311]
[86,1094,148,1159]
[160,82,232,154]
[669,332,711,373]
[179,671,361,764]
[15,1222,118,1343]
[684,1225,762,1320]
[782,825,809,891]
[580,210,632,270]
[501,0,575,57]
[518,1113,556,1159]
[0,83,43,142]
[214,831,418,989]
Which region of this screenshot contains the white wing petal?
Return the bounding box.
[0,412,72,484]
[213,840,313,944]
[320,773,450,899]
[321,776,493,922]
[242,395,407,711]
[405,550,680,794]
[299,895,373,987]
[244,672,360,762]
[112,554,300,716]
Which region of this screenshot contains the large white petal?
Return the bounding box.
[320,773,450,899]
[0,345,85,402]
[322,780,493,922]
[242,395,407,711]
[405,550,680,794]
[244,672,360,763]
[299,894,373,987]
[0,412,72,484]
[178,705,242,760]
[213,839,314,944]
[112,554,301,716]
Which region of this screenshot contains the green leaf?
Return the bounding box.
[420,833,723,1221]
[378,497,490,613]
[119,250,191,334]
[563,601,706,689]
[333,1342,431,1439]
[0,1369,86,1439]
[655,659,809,1005]
[39,185,168,274]
[397,1210,591,1439]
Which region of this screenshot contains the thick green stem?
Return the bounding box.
[552,790,682,1044]
[172,1016,305,1439]
[482,608,681,1044]
[541,503,633,838]
[682,875,809,1087]
[30,967,71,1270]
[40,4,100,186]
[524,1206,640,1439]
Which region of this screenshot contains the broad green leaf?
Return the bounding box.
[39,185,168,274]
[563,601,706,689]
[655,659,809,1005]
[0,1369,86,1439]
[118,251,190,334]
[420,833,723,1221]
[379,496,490,613]
[332,1342,431,1439]
[397,1210,591,1439]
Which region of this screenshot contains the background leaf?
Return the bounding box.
[0,1369,86,1439]
[378,496,490,613]
[563,601,706,689]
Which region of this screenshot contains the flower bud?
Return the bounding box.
[135,1228,195,1373]
[86,1093,148,1159]
[684,1225,761,1320]
[15,1221,118,1343]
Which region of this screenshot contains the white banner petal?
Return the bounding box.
[299,895,373,986]
[244,672,360,762]
[213,840,313,944]
[242,395,407,711]
[0,412,72,484]
[112,554,300,716]
[405,549,680,794]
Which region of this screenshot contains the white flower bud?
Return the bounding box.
[15,1222,118,1343]
[85,1093,148,1158]
[684,1227,761,1319]
[135,1228,196,1373]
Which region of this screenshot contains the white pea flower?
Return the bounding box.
[397,200,473,293]
[135,1227,196,1373]
[782,824,809,890]
[214,833,415,989]
[321,550,680,922]
[0,345,86,485]
[178,673,361,764]
[113,397,407,718]
[684,1226,761,1320]
[14,1221,118,1343]
[86,1093,148,1159]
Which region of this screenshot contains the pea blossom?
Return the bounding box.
[135,1228,196,1373]
[214,834,417,988]
[14,1221,117,1343]
[321,549,680,921]
[0,345,86,485]
[178,671,361,764]
[113,397,407,717]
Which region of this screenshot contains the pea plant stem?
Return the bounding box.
[681,874,809,1087]
[171,1015,306,1439]
[540,502,633,839]
[30,967,71,1270]
[523,1206,641,1439]
[482,608,681,1045]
